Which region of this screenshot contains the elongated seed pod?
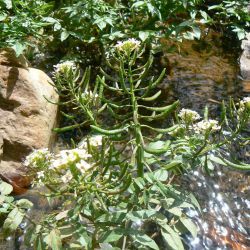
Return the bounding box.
[90,124,129,135]
[140,90,162,102]
[100,68,117,82]
[220,158,250,170]
[139,100,179,112]
[141,124,179,133]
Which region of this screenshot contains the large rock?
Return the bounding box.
[240,33,250,92]
[0,49,58,190]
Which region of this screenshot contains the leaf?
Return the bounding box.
[188,193,201,211]
[3,208,24,235]
[16,199,33,209]
[167,207,182,216]
[127,210,158,221]
[35,235,46,250]
[3,0,12,9]
[132,233,159,250]
[152,169,168,182]
[96,211,126,223]
[0,181,13,195]
[180,217,197,238]
[12,42,25,57]
[160,224,184,250]
[99,230,123,243]
[139,31,150,42]
[56,210,69,221]
[45,229,62,250]
[0,13,7,21]
[60,30,70,41]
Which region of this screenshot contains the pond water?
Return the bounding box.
[159,32,250,250]
[1,31,249,249]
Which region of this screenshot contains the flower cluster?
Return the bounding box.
[238,96,250,113]
[81,90,99,102]
[53,61,76,74]
[25,135,104,184]
[194,119,221,134]
[79,135,103,149]
[50,148,91,170]
[178,108,201,123]
[115,38,141,54]
[24,148,51,167]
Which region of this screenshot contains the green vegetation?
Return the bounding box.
[0,0,249,58]
[0,0,250,249]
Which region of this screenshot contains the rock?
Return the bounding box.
[0,49,58,190]
[240,33,250,92]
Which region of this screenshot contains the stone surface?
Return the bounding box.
[0,49,58,186]
[240,33,250,79]
[240,33,250,92]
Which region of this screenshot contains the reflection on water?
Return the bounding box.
[160,31,250,249]
[181,168,250,249]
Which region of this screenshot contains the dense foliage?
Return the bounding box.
[0,0,249,59]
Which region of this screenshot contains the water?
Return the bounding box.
[159,31,250,249]
[181,168,250,249]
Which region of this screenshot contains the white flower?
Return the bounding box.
[78,135,103,149]
[49,148,91,170]
[81,90,98,101]
[238,96,250,113]
[54,61,76,73]
[24,148,51,167]
[76,159,92,174]
[194,119,221,133]
[178,108,201,123]
[115,38,141,53]
[61,171,73,183]
[37,171,45,179]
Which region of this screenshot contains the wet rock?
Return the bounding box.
[0,49,58,189]
[240,33,250,92]
[160,32,240,112]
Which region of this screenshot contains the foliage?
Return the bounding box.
[0,0,55,56]
[0,181,33,236]
[0,0,249,58]
[0,41,248,249]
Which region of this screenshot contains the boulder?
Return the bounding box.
[240,33,250,92]
[0,49,58,191]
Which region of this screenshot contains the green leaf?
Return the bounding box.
[180,217,197,238]
[132,233,159,250]
[139,31,150,41]
[160,224,184,250]
[45,229,62,250]
[16,199,33,209]
[144,140,170,154]
[127,210,158,221]
[12,42,25,57]
[152,169,168,182]
[60,30,70,41]
[3,0,12,9]
[0,13,7,21]
[99,230,123,243]
[0,181,13,195]
[3,208,24,235]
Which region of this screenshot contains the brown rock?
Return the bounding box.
[0,49,58,188]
